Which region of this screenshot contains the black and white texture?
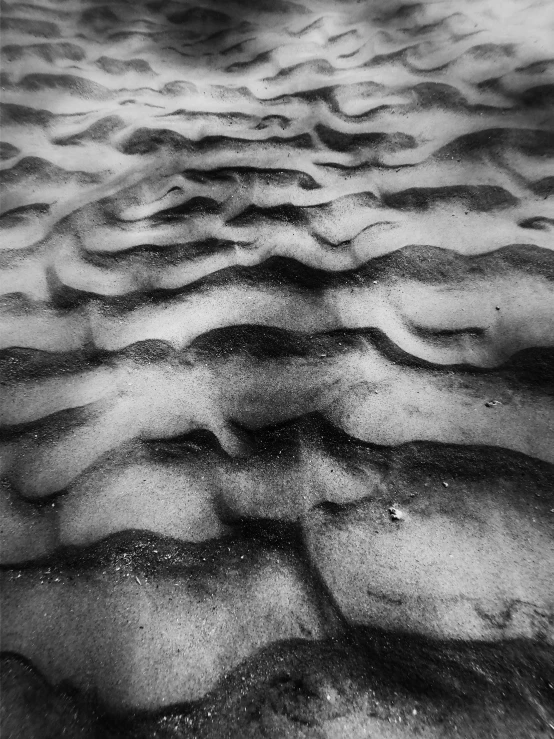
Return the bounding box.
[1,0,554,736]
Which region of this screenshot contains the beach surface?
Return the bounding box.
[1,0,554,735]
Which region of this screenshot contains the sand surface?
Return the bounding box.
[1,0,554,736]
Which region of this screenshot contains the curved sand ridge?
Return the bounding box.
[1,0,554,736]
[2,247,554,367]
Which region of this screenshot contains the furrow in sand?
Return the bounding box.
[1,81,552,173]
[2,156,552,259]
[2,636,554,739]
[1,0,553,255]
[0,331,553,497]
[69,170,554,250]
[0,533,339,711]
[2,416,553,635]
[1,437,553,710]
[1,245,554,367]
[2,0,554,733]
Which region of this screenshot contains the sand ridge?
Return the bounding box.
[1,0,554,735]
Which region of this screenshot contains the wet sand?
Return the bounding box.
[1,0,554,736]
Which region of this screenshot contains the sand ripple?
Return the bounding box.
[1,0,554,735]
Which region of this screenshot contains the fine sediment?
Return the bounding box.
[1,0,554,735]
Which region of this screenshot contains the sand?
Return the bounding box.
[1,0,553,736]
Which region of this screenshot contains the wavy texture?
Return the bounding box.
[1,0,554,735]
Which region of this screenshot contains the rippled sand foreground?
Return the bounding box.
[1,0,554,736]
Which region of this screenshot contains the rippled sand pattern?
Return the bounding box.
[1,0,554,736]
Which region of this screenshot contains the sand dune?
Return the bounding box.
[1,0,554,735]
